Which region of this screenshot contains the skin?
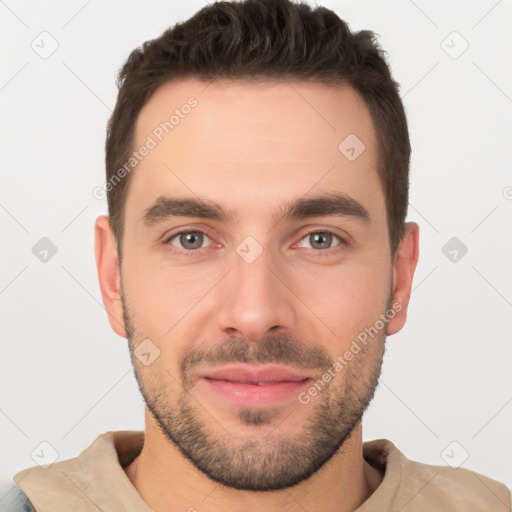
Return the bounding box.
[95,78,419,512]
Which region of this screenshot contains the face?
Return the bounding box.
[96,78,418,491]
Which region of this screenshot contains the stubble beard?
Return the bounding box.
[122,292,387,491]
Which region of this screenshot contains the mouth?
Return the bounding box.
[197,364,313,409]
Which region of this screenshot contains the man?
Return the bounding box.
[10,0,510,510]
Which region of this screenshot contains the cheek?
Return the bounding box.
[123,258,221,338]
[123,265,209,385]
[290,258,390,344]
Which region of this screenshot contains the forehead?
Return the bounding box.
[136,77,377,158]
[127,77,383,223]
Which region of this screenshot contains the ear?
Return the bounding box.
[386,222,420,336]
[94,215,127,338]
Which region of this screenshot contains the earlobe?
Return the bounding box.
[387,222,420,336]
[94,215,127,338]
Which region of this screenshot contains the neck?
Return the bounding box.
[125,410,383,512]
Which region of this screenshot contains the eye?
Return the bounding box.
[165,230,213,253]
[163,228,347,257]
[296,231,345,252]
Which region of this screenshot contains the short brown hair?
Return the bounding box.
[105,0,410,259]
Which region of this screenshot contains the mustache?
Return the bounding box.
[180,333,333,384]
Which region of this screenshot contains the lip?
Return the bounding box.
[197,363,311,384]
[197,364,313,409]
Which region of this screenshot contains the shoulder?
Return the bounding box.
[0,484,36,512]
[364,439,511,511]
[9,431,146,511]
[406,460,511,511]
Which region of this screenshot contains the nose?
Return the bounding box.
[214,239,297,342]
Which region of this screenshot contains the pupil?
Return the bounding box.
[313,232,331,249]
[182,232,202,249]
[179,232,332,251]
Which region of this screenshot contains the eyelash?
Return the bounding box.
[163,229,347,257]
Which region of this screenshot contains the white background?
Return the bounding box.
[1,0,511,503]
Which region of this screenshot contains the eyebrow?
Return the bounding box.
[141,192,370,227]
